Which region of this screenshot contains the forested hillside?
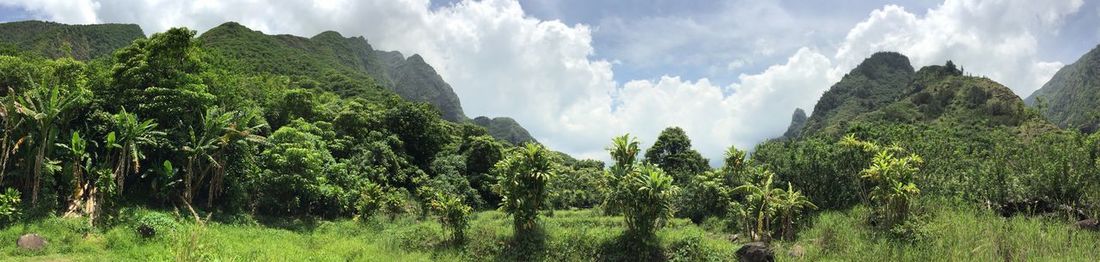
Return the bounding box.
[1026,44,1100,132]
[0,20,144,60]
[0,20,1097,261]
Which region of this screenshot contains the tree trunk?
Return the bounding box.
[62,163,85,218]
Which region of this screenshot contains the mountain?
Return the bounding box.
[797,52,1050,138]
[377,51,468,122]
[781,108,807,139]
[471,116,537,145]
[801,52,915,135]
[198,22,467,121]
[1025,44,1100,132]
[0,20,144,60]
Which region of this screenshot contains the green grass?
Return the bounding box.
[0,205,1097,261]
[775,201,1100,261]
[0,209,733,261]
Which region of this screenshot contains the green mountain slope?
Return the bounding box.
[0,20,144,60]
[799,53,1048,137]
[198,22,467,121]
[1025,44,1100,132]
[471,116,537,145]
[801,52,915,135]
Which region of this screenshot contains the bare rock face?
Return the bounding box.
[736,242,774,262]
[17,233,47,251]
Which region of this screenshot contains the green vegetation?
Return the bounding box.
[1026,44,1100,132]
[0,21,144,60]
[0,20,1098,261]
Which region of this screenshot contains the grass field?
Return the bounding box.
[1,203,1097,261]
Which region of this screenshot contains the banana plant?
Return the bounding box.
[15,78,86,206]
[733,168,783,241]
[772,182,818,240]
[105,108,164,193]
[0,91,26,184]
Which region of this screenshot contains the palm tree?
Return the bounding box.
[733,168,783,241]
[772,182,817,240]
[15,80,86,205]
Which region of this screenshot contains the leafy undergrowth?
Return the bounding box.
[774,200,1100,261]
[1,206,1097,261]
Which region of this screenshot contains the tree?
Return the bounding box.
[109,27,214,145]
[15,75,88,206]
[679,170,732,223]
[493,143,554,236]
[459,135,503,205]
[381,101,452,169]
[257,120,336,217]
[644,127,708,184]
[179,107,263,216]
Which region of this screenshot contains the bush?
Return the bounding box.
[0,188,21,226]
[679,170,732,223]
[428,193,471,244]
[493,143,554,237]
[612,163,678,241]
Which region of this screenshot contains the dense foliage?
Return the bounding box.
[1,20,1099,261]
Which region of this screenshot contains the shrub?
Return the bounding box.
[493,143,554,236]
[841,134,923,230]
[678,170,732,223]
[612,163,678,241]
[428,193,471,244]
[0,188,20,226]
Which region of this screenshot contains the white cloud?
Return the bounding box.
[835,0,1082,96]
[0,0,1085,165]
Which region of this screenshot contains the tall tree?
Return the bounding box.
[15,75,87,206]
[644,127,708,183]
[109,27,215,147]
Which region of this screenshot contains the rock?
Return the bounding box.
[17,233,47,251]
[137,224,156,238]
[1075,218,1099,231]
[787,244,805,258]
[736,242,774,262]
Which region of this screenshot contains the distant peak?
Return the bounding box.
[407,54,425,63]
[207,21,255,34]
[792,108,806,117]
[312,30,346,39]
[852,51,914,77]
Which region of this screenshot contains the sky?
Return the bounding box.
[1,0,1098,165]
